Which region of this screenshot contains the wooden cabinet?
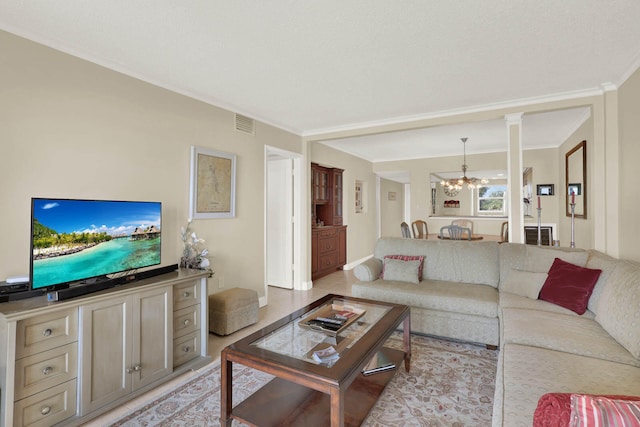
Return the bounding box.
[172,281,202,368]
[311,163,344,226]
[311,163,346,280]
[332,169,343,225]
[80,285,171,414]
[0,269,211,427]
[312,225,347,280]
[312,164,329,204]
[12,308,79,427]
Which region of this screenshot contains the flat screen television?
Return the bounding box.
[30,198,162,292]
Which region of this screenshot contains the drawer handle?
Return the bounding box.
[183,291,191,298]
[41,406,51,416]
[43,328,52,337]
[42,366,53,376]
[183,319,191,326]
[182,345,191,353]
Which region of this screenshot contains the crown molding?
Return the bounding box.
[303,86,608,139]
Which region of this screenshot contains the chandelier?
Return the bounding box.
[440,138,489,196]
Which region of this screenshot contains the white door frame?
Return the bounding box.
[264,146,303,298]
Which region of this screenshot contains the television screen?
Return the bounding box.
[30,198,162,291]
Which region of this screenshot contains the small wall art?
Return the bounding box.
[536,184,554,196]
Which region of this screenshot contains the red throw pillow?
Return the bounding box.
[538,257,602,314]
[381,255,425,279]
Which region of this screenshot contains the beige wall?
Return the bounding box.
[309,143,377,266]
[0,31,302,300]
[379,179,405,237]
[618,67,640,261]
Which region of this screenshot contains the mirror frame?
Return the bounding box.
[565,140,587,219]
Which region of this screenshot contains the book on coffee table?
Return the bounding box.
[362,350,396,376]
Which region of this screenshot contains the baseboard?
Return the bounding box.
[343,254,373,271]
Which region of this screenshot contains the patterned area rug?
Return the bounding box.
[110,333,497,426]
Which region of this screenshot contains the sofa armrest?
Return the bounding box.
[354,258,382,282]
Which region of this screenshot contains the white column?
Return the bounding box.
[505,113,524,243]
[601,84,619,256]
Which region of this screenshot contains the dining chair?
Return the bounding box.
[451,219,474,235]
[500,221,509,243]
[440,225,472,240]
[400,222,412,238]
[411,220,429,239]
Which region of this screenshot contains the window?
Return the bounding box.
[477,185,506,214]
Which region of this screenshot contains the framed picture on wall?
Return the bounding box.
[536,184,554,196]
[568,183,581,196]
[189,146,237,219]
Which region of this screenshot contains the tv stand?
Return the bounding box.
[0,269,211,427]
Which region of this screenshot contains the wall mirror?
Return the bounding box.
[566,140,586,218]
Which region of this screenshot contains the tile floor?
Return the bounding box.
[86,269,356,426]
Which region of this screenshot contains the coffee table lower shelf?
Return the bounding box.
[230,347,405,427]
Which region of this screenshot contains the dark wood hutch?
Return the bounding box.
[311,163,347,280]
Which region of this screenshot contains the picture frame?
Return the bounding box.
[536,184,554,196]
[387,191,397,201]
[189,146,236,219]
[568,183,582,196]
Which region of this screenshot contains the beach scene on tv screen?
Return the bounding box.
[31,199,161,289]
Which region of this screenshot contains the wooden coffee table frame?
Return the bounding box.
[221,294,411,427]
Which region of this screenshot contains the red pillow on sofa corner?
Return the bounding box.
[538,257,602,315]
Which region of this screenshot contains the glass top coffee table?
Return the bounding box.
[221,294,411,427]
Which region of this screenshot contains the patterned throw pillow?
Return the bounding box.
[570,394,640,426]
[381,255,425,280]
[382,258,421,284]
[538,258,602,315]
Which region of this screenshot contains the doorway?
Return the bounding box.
[265,146,302,292]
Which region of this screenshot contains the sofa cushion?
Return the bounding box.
[352,279,498,318]
[524,245,589,273]
[382,258,421,284]
[501,344,640,427]
[538,258,602,315]
[381,254,424,280]
[501,307,639,367]
[586,249,621,314]
[499,292,595,319]
[596,260,640,359]
[373,238,500,287]
[501,269,547,299]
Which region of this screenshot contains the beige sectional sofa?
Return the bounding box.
[352,237,640,426]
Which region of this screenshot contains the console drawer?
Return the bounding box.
[16,308,78,359]
[13,379,77,427]
[316,228,337,239]
[318,237,337,254]
[173,280,200,310]
[318,252,338,270]
[173,330,200,368]
[14,342,78,401]
[173,304,201,338]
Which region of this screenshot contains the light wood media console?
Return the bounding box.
[0,269,212,427]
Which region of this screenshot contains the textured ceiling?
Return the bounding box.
[1,1,639,156]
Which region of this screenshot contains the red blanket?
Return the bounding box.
[533,393,640,427]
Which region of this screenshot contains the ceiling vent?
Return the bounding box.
[235,113,255,135]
